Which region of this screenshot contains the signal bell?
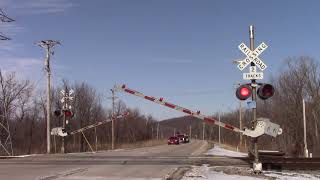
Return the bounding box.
[236,84,252,100]
[257,84,274,100]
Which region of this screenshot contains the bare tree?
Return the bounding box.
[0,70,32,155]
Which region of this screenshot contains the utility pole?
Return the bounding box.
[249,25,260,166]
[219,112,221,145]
[303,98,308,157]
[202,122,205,140]
[189,125,192,139]
[95,126,98,152]
[156,122,159,140]
[151,126,154,139]
[109,88,118,150]
[239,100,243,149]
[36,40,60,154]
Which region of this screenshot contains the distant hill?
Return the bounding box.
[160,116,201,129]
[159,116,205,138]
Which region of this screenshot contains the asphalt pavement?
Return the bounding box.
[0,140,248,180]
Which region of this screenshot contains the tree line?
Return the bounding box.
[0,74,169,155]
[1,56,319,157]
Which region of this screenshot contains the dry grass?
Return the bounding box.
[116,139,167,150]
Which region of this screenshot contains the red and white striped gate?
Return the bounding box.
[115,84,244,134]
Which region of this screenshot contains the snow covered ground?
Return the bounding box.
[182,165,258,180]
[181,145,320,180]
[182,165,320,180]
[205,145,247,157]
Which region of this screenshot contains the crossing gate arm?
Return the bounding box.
[51,113,129,137]
[69,113,129,135]
[115,84,244,134]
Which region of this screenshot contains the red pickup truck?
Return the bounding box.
[167,136,179,145]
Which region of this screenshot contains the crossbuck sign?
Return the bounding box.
[237,42,268,71]
[60,89,74,110]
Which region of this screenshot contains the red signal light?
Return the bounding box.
[64,110,73,118]
[236,85,252,100]
[240,87,250,96]
[257,84,274,100]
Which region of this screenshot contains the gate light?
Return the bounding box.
[236,84,252,100]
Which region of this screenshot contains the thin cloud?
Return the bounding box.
[1,57,43,74]
[0,41,24,52]
[1,0,76,15]
[0,22,24,51]
[0,23,24,36]
[13,0,75,15]
[150,57,194,64]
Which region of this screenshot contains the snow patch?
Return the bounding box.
[182,165,259,180]
[182,165,320,180]
[264,171,320,180]
[205,145,247,157]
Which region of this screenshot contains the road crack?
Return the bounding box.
[38,168,88,180]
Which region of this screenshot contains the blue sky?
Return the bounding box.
[1,0,320,120]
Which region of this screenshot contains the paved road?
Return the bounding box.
[0,140,248,180]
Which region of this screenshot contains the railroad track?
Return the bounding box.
[1,154,320,170]
[258,157,320,170]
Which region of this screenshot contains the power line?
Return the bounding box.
[0,9,14,22]
[0,8,14,41]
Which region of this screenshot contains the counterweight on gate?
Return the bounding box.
[115,84,244,134]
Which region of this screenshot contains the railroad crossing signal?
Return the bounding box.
[237,42,268,71]
[56,88,75,125]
